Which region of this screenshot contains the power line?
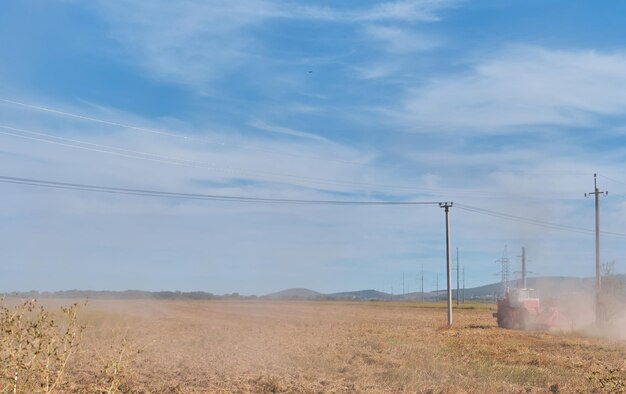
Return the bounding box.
[0,100,585,200]
[0,124,476,196]
[0,175,444,206]
[3,172,625,239]
[0,124,550,198]
[0,125,433,194]
[456,203,626,238]
[0,97,361,165]
[456,204,593,234]
[597,173,626,188]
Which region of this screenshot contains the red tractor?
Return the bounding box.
[493,288,560,330]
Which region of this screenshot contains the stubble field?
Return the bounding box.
[34,300,626,393]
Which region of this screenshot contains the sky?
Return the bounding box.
[1,0,626,295]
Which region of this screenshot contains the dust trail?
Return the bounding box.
[532,279,626,340]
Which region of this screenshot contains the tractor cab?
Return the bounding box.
[493,287,559,330]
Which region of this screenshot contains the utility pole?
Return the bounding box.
[436,273,438,302]
[515,247,532,289]
[456,247,460,305]
[521,247,526,289]
[421,264,424,303]
[439,202,453,327]
[402,272,405,298]
[585,173,607,325]
[462,266,465,304]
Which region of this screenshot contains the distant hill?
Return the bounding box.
[262,288,322,300]
[264,275,626,301]
[324,289,388,300]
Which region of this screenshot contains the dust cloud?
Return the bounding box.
[533,279,626,340]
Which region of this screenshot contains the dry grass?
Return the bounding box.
[0,300,82,393]
[0,299,141,394]
[5,299,626,393]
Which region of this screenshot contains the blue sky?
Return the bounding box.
[1,0,626,295]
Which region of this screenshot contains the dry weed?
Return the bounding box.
[0,299,82,393]
[0,299,139,394]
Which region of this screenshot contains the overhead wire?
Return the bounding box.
[0,124,521,197]
[455,203,626,238]
[0,175,443,206]
[0,97,360,165]
[0,100,620,214]
[3,174,625,238]
[597,173,626,188]
[0,99,583,200]
[0,124,432,194]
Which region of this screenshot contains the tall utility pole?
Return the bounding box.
[495,245,510,298]
[436,273,438,301]
[420,264,424,303]
[402,272,405,297]
[439,202,453,327]
[585,173,607,325]
[456,247,460,305]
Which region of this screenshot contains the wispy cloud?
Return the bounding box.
[396,46,626,131]
[364,25,441,53]
[94,0,455,89]
[292,0,456,22]
[249,120,334,144]
[355,63,400,79]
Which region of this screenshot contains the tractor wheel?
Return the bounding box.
[498,308,513,329]
[496,311,504,327]
[520,309,535,330]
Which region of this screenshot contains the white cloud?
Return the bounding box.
[365,25,441,54]
[398,46,626,131]
[355,63,400,79]
[359,0,450,22]
[94,0,455,89]
[294,0,455,23]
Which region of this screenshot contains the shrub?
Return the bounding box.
[0,299,138,394]
[0,299,83,393]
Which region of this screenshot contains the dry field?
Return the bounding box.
[10,299,626,393]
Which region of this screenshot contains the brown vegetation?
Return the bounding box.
[2,299,625,393]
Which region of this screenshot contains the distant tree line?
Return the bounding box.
[1,290,258,300]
